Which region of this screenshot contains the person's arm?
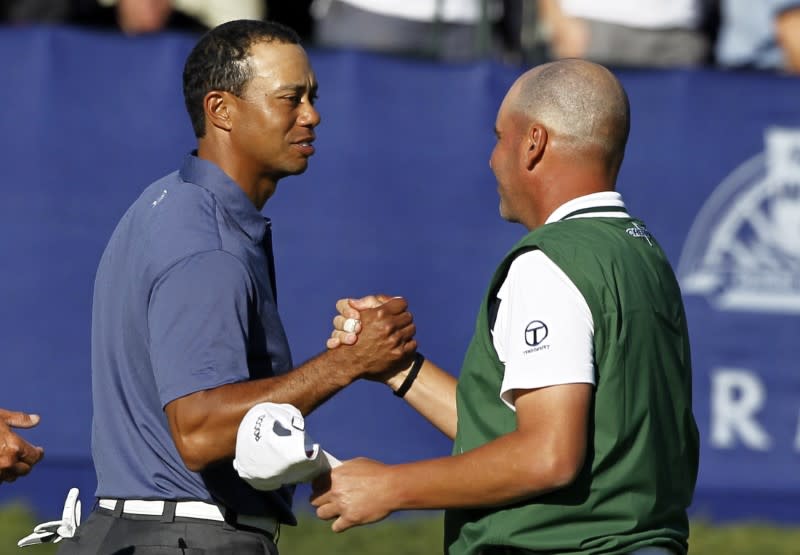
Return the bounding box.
[386,357,458,439]
[147,252,415,472]
[0,409,44,483]
[311,382,592,531]
[535,0,589,59]
[166,299,416,471]
[312,250,596,530]
[328,296,458,438]
[775,6,800,72]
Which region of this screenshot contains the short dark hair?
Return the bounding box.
[182,19,301,138]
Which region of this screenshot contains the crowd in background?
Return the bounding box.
[1,0,798,73]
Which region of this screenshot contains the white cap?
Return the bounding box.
[233,402,340,491]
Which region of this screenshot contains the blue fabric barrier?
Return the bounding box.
[0,26,798,524]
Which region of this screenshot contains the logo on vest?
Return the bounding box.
[626,222,653,246]
[678,127,800,314]
[524,320,549,354]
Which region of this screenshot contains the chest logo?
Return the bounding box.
[151,189,168,207]
[626,222,653,246]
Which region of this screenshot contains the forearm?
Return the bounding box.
[169,297,416,471]
[386,359,458,439]
[314,384,591,531]
[386,430,575,511]
[168,348,358,471]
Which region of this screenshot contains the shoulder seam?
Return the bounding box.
[151,249,253,289]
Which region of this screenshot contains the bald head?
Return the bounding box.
[507,59,630,172]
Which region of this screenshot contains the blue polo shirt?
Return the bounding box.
[91,153,296,523]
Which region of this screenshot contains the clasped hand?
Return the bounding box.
[327,295,417,382]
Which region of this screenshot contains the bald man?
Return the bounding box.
[311,59,700,555]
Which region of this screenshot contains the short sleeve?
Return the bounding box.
[492,250,595,411]
[148,250,254,407]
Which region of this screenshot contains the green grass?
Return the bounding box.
[0,504,58,555]
[280,512,444,554]
[2,504,799,555]
[687,520,800,555]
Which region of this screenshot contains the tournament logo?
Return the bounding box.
[678,127,800,313]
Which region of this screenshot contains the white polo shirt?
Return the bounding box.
[314,0,502,24]
[492,192,630,410]
[559,0,702,29]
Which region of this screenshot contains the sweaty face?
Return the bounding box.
[489,96,526,224]
[230,42,320,181]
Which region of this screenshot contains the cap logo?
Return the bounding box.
[253,414,265,442]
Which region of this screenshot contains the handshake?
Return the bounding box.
[233,294,422,493]
[227,294,424,496]
[320,294,421,392]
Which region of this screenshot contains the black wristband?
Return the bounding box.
[394,353,425,398]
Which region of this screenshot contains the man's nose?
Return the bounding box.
[299,103,321,127]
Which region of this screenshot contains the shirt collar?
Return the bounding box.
[545,191,629,224]
[179,152,269,243]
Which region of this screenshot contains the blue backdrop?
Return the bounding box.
[0,26,798,525]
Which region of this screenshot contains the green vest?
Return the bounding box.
[445,213,699,555]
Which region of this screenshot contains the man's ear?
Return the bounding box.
[526,124,547,170]
[204,91,235,132]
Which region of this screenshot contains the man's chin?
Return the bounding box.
[499,208,521,226]
[280,161,311,178]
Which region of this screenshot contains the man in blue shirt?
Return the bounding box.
[57,19,417,555]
